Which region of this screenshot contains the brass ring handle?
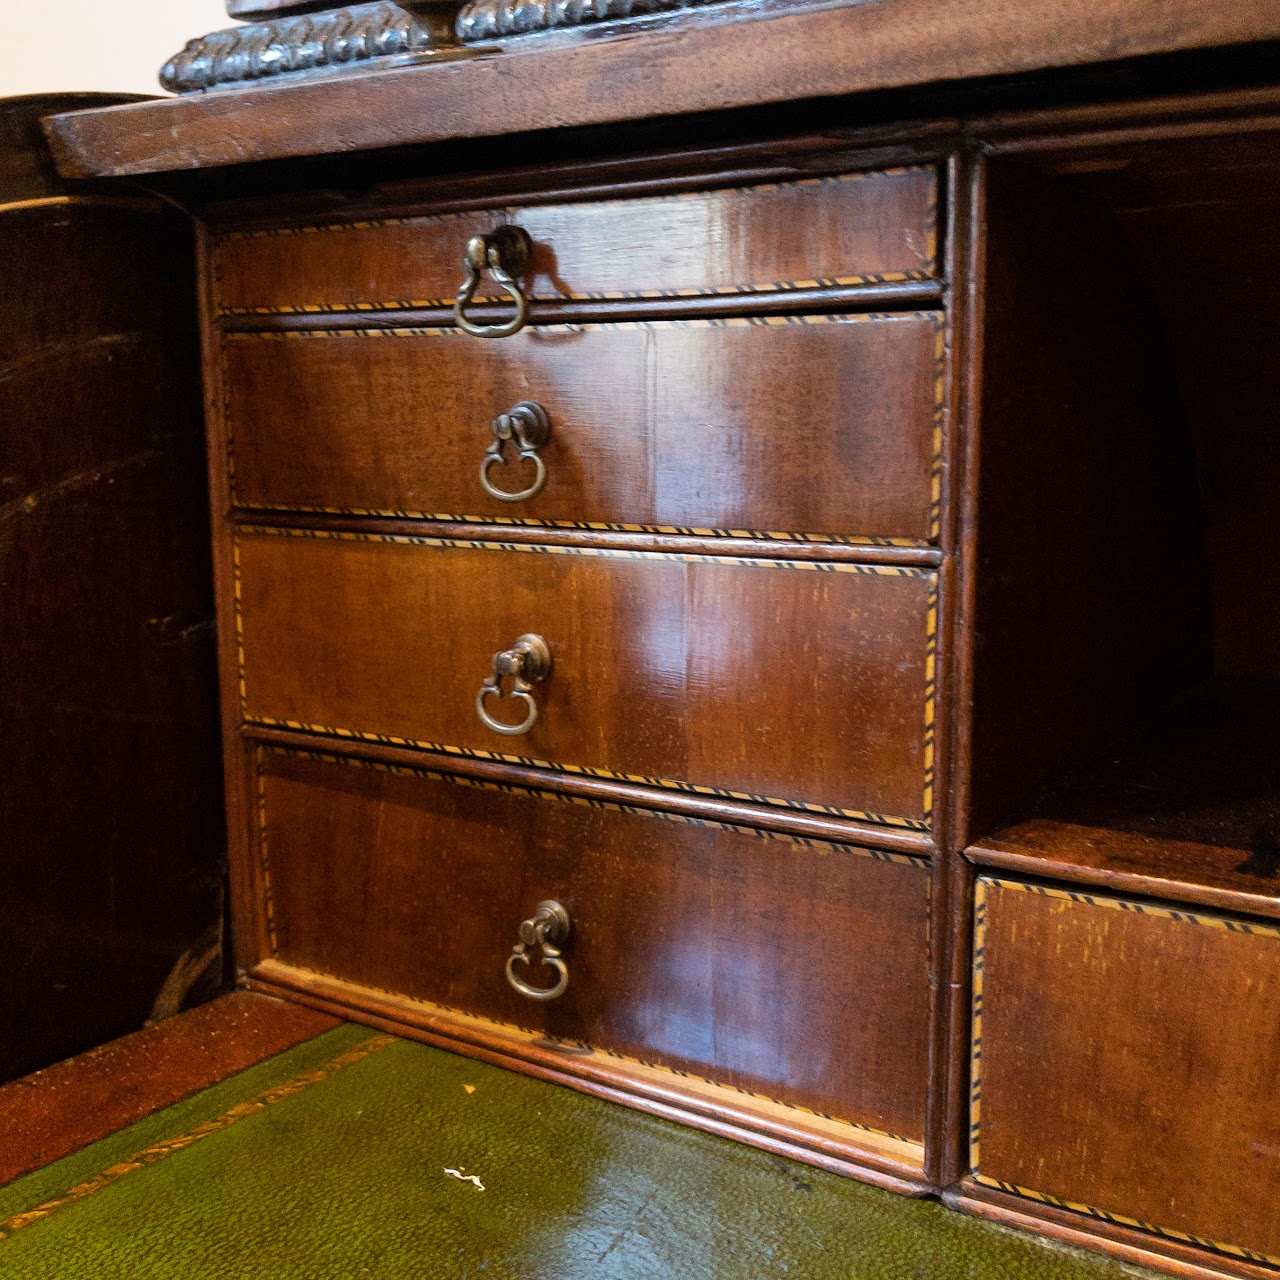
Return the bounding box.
[476,633,551,736]
[480,402,551,503]
[454,226,532,339]
[477,683,539,736]
[506,900,571,1001]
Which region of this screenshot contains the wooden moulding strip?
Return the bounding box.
[239,722,938,857]
[217,280,948,332]
[944,1181,1279,1280]
[231,512,945,569]
[0,194,165,218]
[246,959,931,1195]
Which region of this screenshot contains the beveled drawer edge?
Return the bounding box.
[966,838,1280,923]
[968,876,1280,1274]
[254,743,928,862]
[217,270,940,319]
[246,956,930,1188]
[218,310,949,547]
[243,713,930,829]
[244,725,936,854]
[220,279,948,335]
[212,165,941,318]
[235,506,935,555]
[233,525,940,831]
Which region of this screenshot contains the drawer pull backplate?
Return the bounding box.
[476,633,552,736]
[455,226,531,338]
[506,899,572,1001]
[480,401,551,502]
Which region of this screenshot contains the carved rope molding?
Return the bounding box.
[455,0,722,41]
[160,2,458,94]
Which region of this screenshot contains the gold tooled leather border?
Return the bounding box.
[0,1033,397,1244]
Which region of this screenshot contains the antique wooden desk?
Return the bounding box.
[43,3,1280,1275]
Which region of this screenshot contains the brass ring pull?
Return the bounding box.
[454,226,532,339]
[476,633,552,736]
[480,402,551,503]
[506,900,571,1001]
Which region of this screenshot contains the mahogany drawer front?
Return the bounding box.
[213,166,939,315]
[223,314,944,544]
[972,876,1280,1267]
[236,529,938,828]
[255,746,934,1142]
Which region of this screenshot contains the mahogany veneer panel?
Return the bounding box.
[211,166,939,314]
[972,875,1280,1269]
[235,529,937,826]
[257,747,933,1142]
[222,314,944,543]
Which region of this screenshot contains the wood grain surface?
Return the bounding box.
[44,1,1280,178]
[234,528,937,825]
[972,875,1280,1268]
[211,166,938,313]
[0,96,225,1085]
[256,747,933,1142]
[0,991,338,1187]
[222,314,943,543]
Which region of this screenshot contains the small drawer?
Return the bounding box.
[235,528,938,828]
[223,313,944,544]
[213,166,939,315]
[254,745,933,1143]
[971,875,1280,1268]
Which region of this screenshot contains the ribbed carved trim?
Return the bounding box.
[456,0,721,41]
[160,2,456,94]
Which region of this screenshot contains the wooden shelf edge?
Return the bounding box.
[945,1179,1278,1280]
[42,3,1280,179]
[245,959,933,1195]
[965,835,1280,923]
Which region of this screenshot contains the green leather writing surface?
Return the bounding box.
[0,1025,1156,1278]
